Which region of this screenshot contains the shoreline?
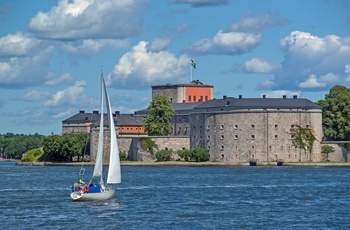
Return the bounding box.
[14,161,350,167]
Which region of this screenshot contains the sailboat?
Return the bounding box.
[70,70,121,201]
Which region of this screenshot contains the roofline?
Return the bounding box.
[152,84,213,88]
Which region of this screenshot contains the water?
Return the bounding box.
[1,162,349,229]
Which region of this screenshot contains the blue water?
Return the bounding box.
[1,162,350,229]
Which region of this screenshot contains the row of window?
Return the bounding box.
[207,145,298,151]
[188,95,208,102]
[193,124,310,130]
[218,154,304,160]
[197,134,282,140]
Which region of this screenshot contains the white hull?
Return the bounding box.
[70,189,115,201]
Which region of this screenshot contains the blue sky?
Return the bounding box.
[0,0,349,135]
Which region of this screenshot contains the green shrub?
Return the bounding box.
[21,148,44,162]
[119,151,127,161]
[155,149,173,162]
[179,148,209,162]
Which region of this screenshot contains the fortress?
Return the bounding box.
[62,80,326,163]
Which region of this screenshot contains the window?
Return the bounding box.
[251,124,255,129]
[221,146,224,151]
[221,135,224,140]
[220,125,224,130]
[275,135,278,139]
[251,146,255,149]
[205,96,208,101]
[194,96,197,101]
[200,96,203,101]
[207,125,210,130]
[251,135,255,139]
[193,126,196,130]
[291,125,294,128]
[275,124,278,129]
[178,127,181,130]
[207,135,210,140]
[234,135,238,140]
[234,125,238,129]
[235,146,238,150]
[208,146,210,150]
[188,96,191,102]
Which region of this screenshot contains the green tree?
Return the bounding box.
[0,133,45,159]
[317,85,350,141]
[143,95,174,136]
[321,145,335,162]
[42,134,89,162]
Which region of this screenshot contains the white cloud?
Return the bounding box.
[108,41,189,89]
[186,30,261,55]
[243,58,280,73]
[170,0,229,7]
[299,74,326,88]
[44,81,88,107]
[0,32,42,57]
[146,38,171,52]
[260,31,350,91]
[24,90,51,101]
[256,79,275,90]
[229,12,288,32]
[262,90,301,99]
[29,0,143,40]
[61,39,129,56]
[44,73,75,86]
[0,48,52,88]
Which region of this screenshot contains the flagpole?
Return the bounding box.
[190,61,192,83]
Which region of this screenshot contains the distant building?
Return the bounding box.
[152,80,213,103]
[190,95,323,163]
[62,110,146,136]
[62,83,324,163]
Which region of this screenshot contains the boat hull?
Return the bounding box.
[70,189,115,201]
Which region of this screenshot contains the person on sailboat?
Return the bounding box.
[79,179,85,185]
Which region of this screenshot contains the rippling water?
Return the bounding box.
[1,162,349,229]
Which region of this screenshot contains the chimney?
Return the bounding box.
[293,95,297,99]
[223,95,227,99]
[93,110,99,114]
[115,111,120,115]
[283,95,287,99]
[79,110,85,114]
[239,95,242,99]
[262,95,266,99]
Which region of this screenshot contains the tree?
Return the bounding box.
[42,134,89,162]
[317,85,350,141]
[321,145,335,162]
[143,95,174,136]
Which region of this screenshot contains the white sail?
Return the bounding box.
[102,76,121,184]
[92,74,105,178]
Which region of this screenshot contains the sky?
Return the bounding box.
[0,0,349,135]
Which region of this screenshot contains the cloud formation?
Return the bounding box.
[29,0,143,40]
[258,31,350,91]
[108,41,189,89]
[170,0,229,8]
[243,58,280,74]
[186,13,287,55]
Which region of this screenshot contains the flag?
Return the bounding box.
[191,59,196,69]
